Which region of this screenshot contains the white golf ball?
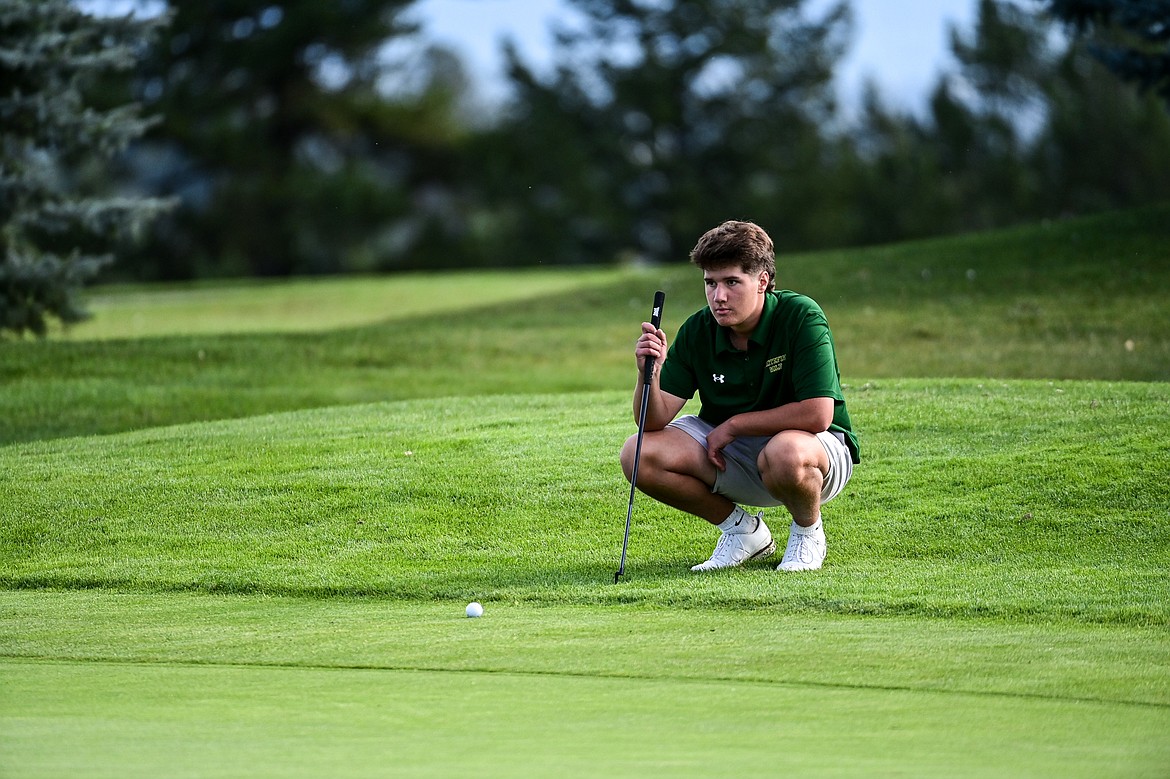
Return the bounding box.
[465,601,484,618]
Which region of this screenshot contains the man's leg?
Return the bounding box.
[758,431,830,571]
[620,426,729,525]
[757,431,829,527]
[621,426,776,570]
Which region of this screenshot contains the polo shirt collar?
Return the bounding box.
[714,291,778,354]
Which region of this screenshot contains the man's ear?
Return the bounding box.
[758,272,769,293]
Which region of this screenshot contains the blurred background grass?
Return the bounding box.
[2,204,1166,445]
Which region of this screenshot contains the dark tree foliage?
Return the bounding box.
[842,0,1170,243]
[0,0,169,335]
[936,0,1053,228]
[65,0,1170,281]
[478,0,851,264]
[1042,0,1170,105]
[127,0,470,278]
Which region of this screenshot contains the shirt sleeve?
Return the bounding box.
[790,309,844,402]
[657,326,697,400]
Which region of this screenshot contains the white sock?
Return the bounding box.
[791,518,823,535]
[718,506,756,534]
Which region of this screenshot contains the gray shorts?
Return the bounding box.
[668,414,854,509]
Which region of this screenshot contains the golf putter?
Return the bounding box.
[614,289,665,583]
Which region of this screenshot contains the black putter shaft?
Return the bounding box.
[615,290,665,583]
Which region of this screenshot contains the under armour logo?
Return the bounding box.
[712,374,726,383]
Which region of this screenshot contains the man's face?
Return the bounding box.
[703,266,769,331]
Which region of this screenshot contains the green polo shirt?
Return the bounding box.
[658,290,859,463]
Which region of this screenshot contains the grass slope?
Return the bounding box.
[2,383,1167,622]
[2,203,1167,445]
[58,267,630,340]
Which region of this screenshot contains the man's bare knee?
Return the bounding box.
[759,432,826,487]
[621,431,670,482]
[620,434,640,481]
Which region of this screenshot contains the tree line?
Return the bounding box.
[3,0,1170,334]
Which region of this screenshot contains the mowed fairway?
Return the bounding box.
[2,206,1169,777]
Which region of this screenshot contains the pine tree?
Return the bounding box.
[492,0,851,263]
[128,0,424,278]
[0,0,170,336]
[1043,0,1170,107]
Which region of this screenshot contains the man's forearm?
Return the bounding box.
[633,378,685,431]
[723,397,835,437]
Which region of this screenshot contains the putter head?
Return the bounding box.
[613,569,622,584]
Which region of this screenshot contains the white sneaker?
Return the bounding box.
[776,521,826,571]
[691,513,776,572]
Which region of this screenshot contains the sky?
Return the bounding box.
[410,0,980,113]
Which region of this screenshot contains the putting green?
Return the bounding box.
[5,659,1165,778]
[2,592,1167,777]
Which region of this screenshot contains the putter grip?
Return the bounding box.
[643,290,666,384]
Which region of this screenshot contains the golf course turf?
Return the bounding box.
[2,205,1168,776]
